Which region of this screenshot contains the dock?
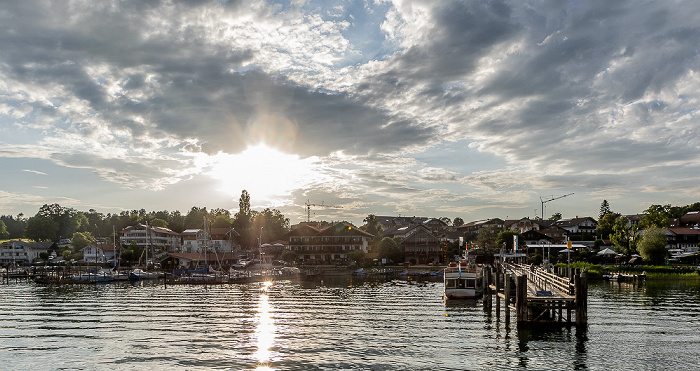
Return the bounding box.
[483,262,587,327]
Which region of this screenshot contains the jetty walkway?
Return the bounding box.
[483,262,587,326]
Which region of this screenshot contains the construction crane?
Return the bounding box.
[540,193,574,219]
[305,200,342,222]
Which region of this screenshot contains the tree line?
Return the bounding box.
[0,190,291,251]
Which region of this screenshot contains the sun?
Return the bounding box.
[204,144,326,203]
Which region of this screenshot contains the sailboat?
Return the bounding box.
[130,222,160,280]
[178,217,223,283]
[111,226,130,280]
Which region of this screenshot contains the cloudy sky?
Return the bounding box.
[1,0,699,225]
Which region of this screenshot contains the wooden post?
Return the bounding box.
[486,269,492,312]
[576,270,588,326]
[516,274,528,323]
[504,272,510,324]
[495,266,501,317]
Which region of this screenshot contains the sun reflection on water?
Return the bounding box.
[255,281,275,370]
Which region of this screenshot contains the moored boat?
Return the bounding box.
[443,261,483,299]
[129,268,159,280]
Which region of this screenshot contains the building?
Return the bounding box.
[0,240,56,265]
[400,225,444,265]
[81,243,119,263]
[120,224,182,254]
[282,222,374,265]
[554,217,597,236]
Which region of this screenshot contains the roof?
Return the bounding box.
[667,227,700,236]
[555,217,597,227]
[0,240,56,250]
[680,212,700,225]
[83,243,119,252]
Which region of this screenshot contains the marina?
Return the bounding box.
[1,275,699,369]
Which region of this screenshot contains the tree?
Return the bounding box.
[24,216,59,242]
[71,231,95,250]
[377,237,404,264]
[496,230,520,251]
[37,203,80,240]
[452,217,464,227]
[599,200,612,219]
[361,214,382,237]
[596,212,620,241]
[549,212,562,221]
[640,204,670,229]
[149,218,169,228]
[281,249,297,264]
[347,249,365,267]
[476,226,501,251]
[233,190,252,247]
[184,206,208,229]
[0,220,9,239]
[637,227,668,265]
[611,217,637,255]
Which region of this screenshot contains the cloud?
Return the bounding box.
[1,0,699,222]
[23,169,48,176]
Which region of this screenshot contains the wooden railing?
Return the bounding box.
[505,263,573,296]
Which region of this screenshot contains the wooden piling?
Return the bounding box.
[516,274,528,323]
[495,267,501,317]
[575,270,588,326]
[504,272,511,324]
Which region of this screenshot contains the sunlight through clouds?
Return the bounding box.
[199,144,329,204]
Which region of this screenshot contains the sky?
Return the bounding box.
[1,0,699,226]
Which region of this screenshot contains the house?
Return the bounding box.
[679,211,700,227]
[666,227,700,254]
[81,243,119,263]
[181,229,206,253]
[554,217,597,236]
[521,230,555,246]
[120,223,182,254]
[506,218,549,233]
[0,240,56,265]
[456,218,505,234]
[210,227,240,253]
[400,225,444,265]
[281,222,374,265]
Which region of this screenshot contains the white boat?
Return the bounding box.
[443,261,483,299]
[72,269,113,282]
[129,268,159,280]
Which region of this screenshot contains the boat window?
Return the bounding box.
[466,279,475,288]
[446,279,457,288]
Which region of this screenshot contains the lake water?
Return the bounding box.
[1,276,699,370]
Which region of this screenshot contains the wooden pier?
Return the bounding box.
[483,262,587,327]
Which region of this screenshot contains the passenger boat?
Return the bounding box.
[443,261,483,299]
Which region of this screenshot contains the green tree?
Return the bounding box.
[37,204,80,240]
[24,215,59,241]
[347,249,365,267]
[281,250,297,264]
[611,217,637,255]
[496,230,520,251]
[149,218,168,228]
[599,200,612,219]
[596,212,620,240]
[637,227,668,265]
[549,212,562,221]
[361,214,382,237]
[184,206,209,229]
[640,204,670,229]
[452,217,464,227]
[233,190,252,247]
[477,226,501,251]
[71,231,96,250]
[0,220,9,239]
[377,237,404,264]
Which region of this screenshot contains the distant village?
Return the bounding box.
[1,200,699,269]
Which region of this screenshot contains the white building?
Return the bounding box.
[81,243,119,263]
[0,240,54,265]
[120,224,182,254]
